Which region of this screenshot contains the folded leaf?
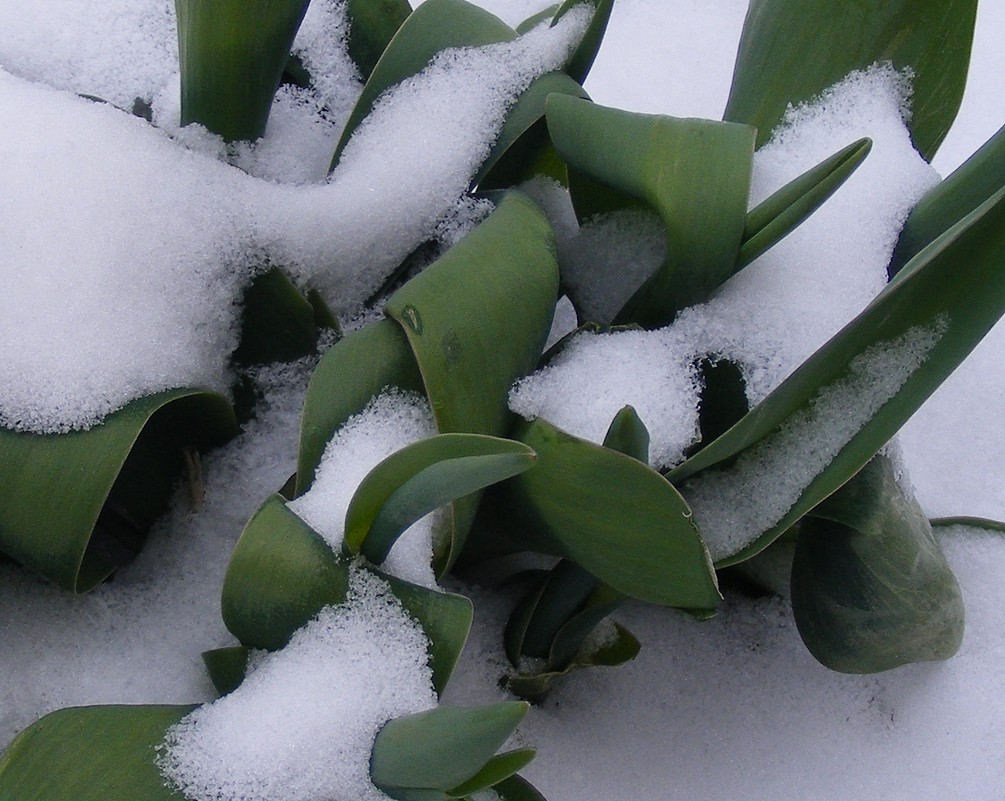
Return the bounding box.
[724,0,977,161]
[345,434,537,564]
[447,749,537,798]
[552,0,615,84]
[371,702,529,797]
[0,390,236,591]
[792,453,964,672]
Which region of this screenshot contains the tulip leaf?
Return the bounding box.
[233,266,321,367]
[492,774,550,801]
[723,0,977,161]
[447,749,537,798]
[345,434,537,565]
[221,495,472,694]
[501,418,720,609]
[296,318,424,495]
[546,94,755,327]
[0,390,236,591]
[930,516,1005,534]
[552,0,615,84]
[516,560,598,660]
[889,124,1005,276]
[331,0,515,170]
[371,702,529,796]
[0,705,194,800]
[670,186,1005,566]
[384,193,559,570]
[602,404,650,462]
[201,646,253,697]
[791,453,964,672]
[346,0,413,79]
[738,137,872,269]
[175,0,310,141]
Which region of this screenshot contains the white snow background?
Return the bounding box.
[1,0,1005,799]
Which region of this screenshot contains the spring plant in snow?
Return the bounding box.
[1,0,1005,798]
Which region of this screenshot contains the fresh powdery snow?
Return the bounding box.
[0,5,590,433]
[289,388,441,588]
[4,1,1005,800]
[158,566,438,801]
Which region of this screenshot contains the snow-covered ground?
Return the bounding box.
[1,1,1004,799]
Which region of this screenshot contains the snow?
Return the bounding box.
[288,388,441,588]
[3,1,1005,800]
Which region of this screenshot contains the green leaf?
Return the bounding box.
[517,560,598,660]
[474,70,589,191]
[221,495,472,694]
[0,390,236,591]
[670,186,1005,566]
[552,0,615,85]
[516,5,559,34]
[0,705,193,800]
[889,123,1005,276]
[492,774,550,801]
[738,137,872,269]
[175,0,310,141]
[930,516,1005,534]
[791,454,964,672]
[602,404,650,462]
[346,0,413,79]
[296,318,424,495]
[501,418,720,609]
[371,702,529,796]
[233,266,320,367]
[545,94,756,327]
[547,587,627,668]
[201,646,253,696]
[505,620,638,702]
[447,750,537,798]
[331,0,515,170]
[345,434,537,564]
[384,193,559,569]
[723,0,977,161]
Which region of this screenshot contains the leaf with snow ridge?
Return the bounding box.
[792,453,964,673]
[0,705,193,801]
[723,0,977,161]
[0,389,236,592]
[345,0,413,79]
[330,0,516,170]
[669,185,1005,567]
[221,495,472,695]
[176,0,311,141]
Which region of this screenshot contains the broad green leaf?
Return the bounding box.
[447,750,537,798]
[371,702,529,796]
[738,137,872,268]
[474,71,588,191]
[175,0,310,141]
[384,193,559,569]
[221,495,472,694]
[232,266,320,367]
[345,434,537,564]
[346,0,413,79]
[296,318,424,494]
[545,94,755,327]
[792,454,964,672]
[501,418,720,609]
[505,621,639,702]
[723,0,977,161]
[669,186,1005,566]
[0,390,236,591]
[889,123,1005,276]
[201,646,252,696]
[331,0,515,170]
[602,404,649,462]
[0,705,193,800]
